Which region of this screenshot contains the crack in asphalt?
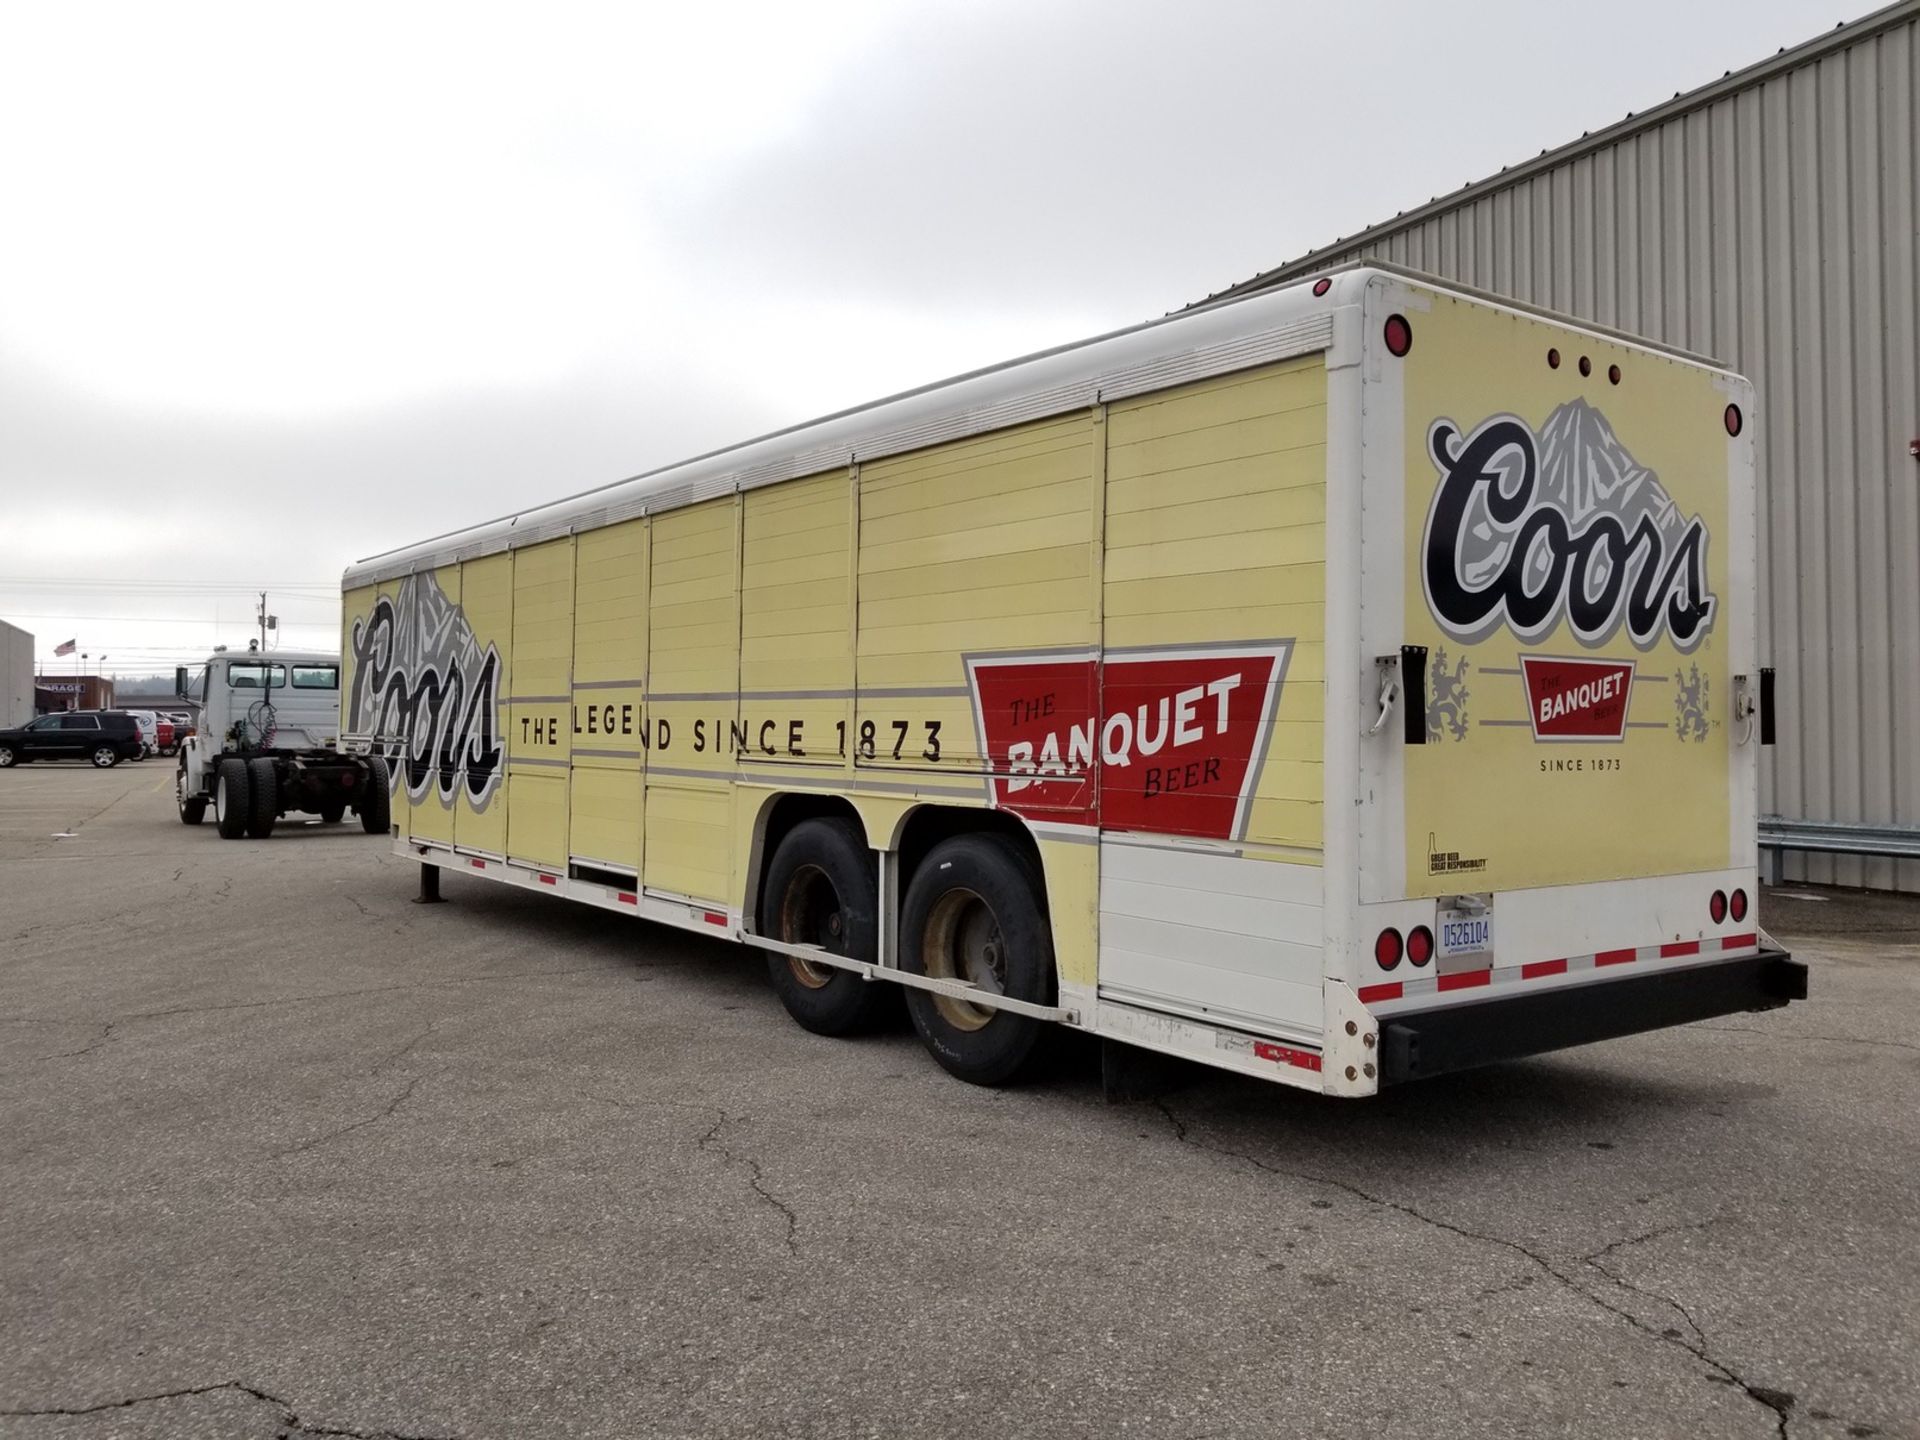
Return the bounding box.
[1151,1101,1796,1439]
[699,1112,801,1256]
[0,963,614,1036]
[1580,1217,1732,1354]
[270,1071,436,1161]
[1693,1024,1920,1056]
[370,1019,439,1075]
[573,1091,802,1256]
[40,1021,117,1062]
[0,1378,460,1438]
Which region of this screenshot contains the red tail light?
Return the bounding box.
[1730,888,1748,922]
[1725,403,1744,436]
[1374,928,1404,970]
[1407,925,1434,967]
[1383,315,1412,357]
[1710,890,1728,924]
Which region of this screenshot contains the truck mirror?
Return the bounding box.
[174,666,189,698]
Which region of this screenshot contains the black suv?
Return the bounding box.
[0,711,145,768]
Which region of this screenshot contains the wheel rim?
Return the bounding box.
[920,887,1006,1032]
[215,775,229,822]
[0,746,12,765]
[95,747,115,766]
[778,863,845,989]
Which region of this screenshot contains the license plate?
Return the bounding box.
[1438,910,1494,962]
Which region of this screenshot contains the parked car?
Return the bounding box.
[155,717,176,755]
[123,709,160,758]
[0,711,146,768]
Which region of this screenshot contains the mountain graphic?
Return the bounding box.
[1460,398,1686,588]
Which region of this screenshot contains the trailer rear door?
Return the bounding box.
[1355,278,1756,904]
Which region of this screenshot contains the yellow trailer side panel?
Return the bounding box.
[857,414,1095,769]
[404,565,463,848]
[454,552,513,857]
[570,517,649,875]
[645,499,738,903]
[1104,359,1328,855]
[741,471,850,767]
[506,537,574,868]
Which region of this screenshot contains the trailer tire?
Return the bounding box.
[899,833,1054,1086]
[176,756,206,825]
[762,817,896,1036]
[246,757,277,838]
[358,755,391,834]
[214,758,251,839]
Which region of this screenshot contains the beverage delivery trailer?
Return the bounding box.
[340,264,1804,1098]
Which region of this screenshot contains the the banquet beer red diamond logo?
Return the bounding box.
[965,644,1290,841]
[1519,655,1636,741]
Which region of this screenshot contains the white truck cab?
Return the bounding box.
[174,647,390,840]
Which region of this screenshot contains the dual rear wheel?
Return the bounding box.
[211,757,279,839]
[762,820,1055,1086]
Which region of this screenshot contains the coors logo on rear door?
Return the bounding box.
[965,643,1290,842]
[1422,399,1717,654]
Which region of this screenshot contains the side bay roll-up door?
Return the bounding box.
[456,553,513,857]
[506,537,575,869]
[857,414,1096,799]
[1097,357,1329,1037]
[740,472,850,770]
[644,498,739,908]
[570,517,649,881]
[405,565,463,849]
[342,578,411,842]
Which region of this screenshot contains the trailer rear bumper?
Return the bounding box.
[1377,949,1805,1085]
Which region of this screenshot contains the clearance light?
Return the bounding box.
[1547,348,1561,369]
[1384,315,1412,357]
[1730,888,1749,922]
[1407,926,1435,967]
[1725,403,1744,436]
[1374,928,1404,970]
[1608,364,1622,385]
[1710,890,1728,924]
[1313,277,1332,296]
[1578,355,1593,377]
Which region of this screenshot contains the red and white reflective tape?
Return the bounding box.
[1358,933,1760,1007]
[1256,1040,1323,1072]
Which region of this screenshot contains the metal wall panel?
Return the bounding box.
[1241,6,1920,887]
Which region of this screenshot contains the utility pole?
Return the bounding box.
[256,592,278,652]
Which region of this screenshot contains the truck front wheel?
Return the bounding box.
[176,756,206,825]
[358,755,391,834]
[214,758,251,839]
[899,834,1055,1086]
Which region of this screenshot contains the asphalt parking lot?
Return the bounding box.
[2,761,1916,1440]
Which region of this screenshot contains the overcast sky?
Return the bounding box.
[0,0,1863,677]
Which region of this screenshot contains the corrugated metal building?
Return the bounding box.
[0,620,32,729]
[1204,0,1920,888]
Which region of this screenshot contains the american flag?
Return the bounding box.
[53,638,76,657]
